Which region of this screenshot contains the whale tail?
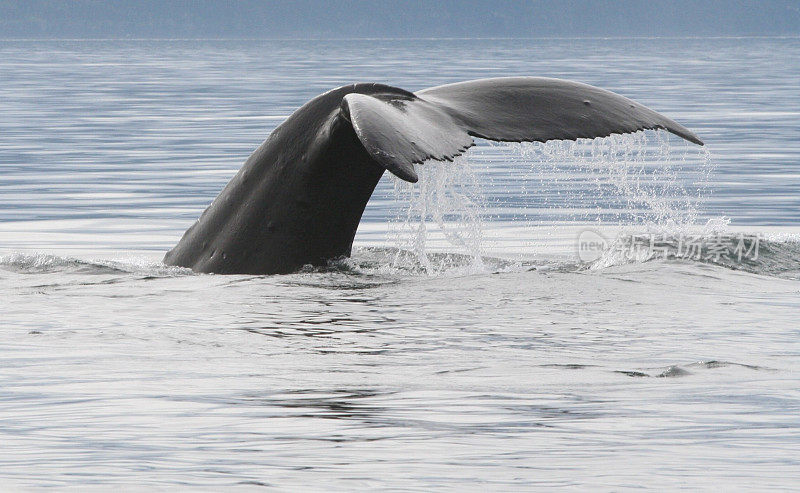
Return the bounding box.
[342,77,704,183]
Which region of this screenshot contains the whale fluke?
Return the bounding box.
[344,77,703,183]
[164,77,704,274]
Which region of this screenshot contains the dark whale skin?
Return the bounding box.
[164,77,703,275]
[163,83,409,274]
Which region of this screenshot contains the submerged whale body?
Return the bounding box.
[163,77,704,275]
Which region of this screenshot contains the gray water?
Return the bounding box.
[1,38,799,490]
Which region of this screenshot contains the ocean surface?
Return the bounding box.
[1,38,799,490]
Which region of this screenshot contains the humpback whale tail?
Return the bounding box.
[165,77,704,274]
[344,77,703,182]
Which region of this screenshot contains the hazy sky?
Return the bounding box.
[1,0,798,38]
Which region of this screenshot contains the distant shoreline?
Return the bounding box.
[2,35,799,42]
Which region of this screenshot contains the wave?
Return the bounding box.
[2,233,798,280]
[614,360,773,378]
[589,233,800,279]
[0,252,193,277]
[0,247,570,279]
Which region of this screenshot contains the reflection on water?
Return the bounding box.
[2,250,800,488]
